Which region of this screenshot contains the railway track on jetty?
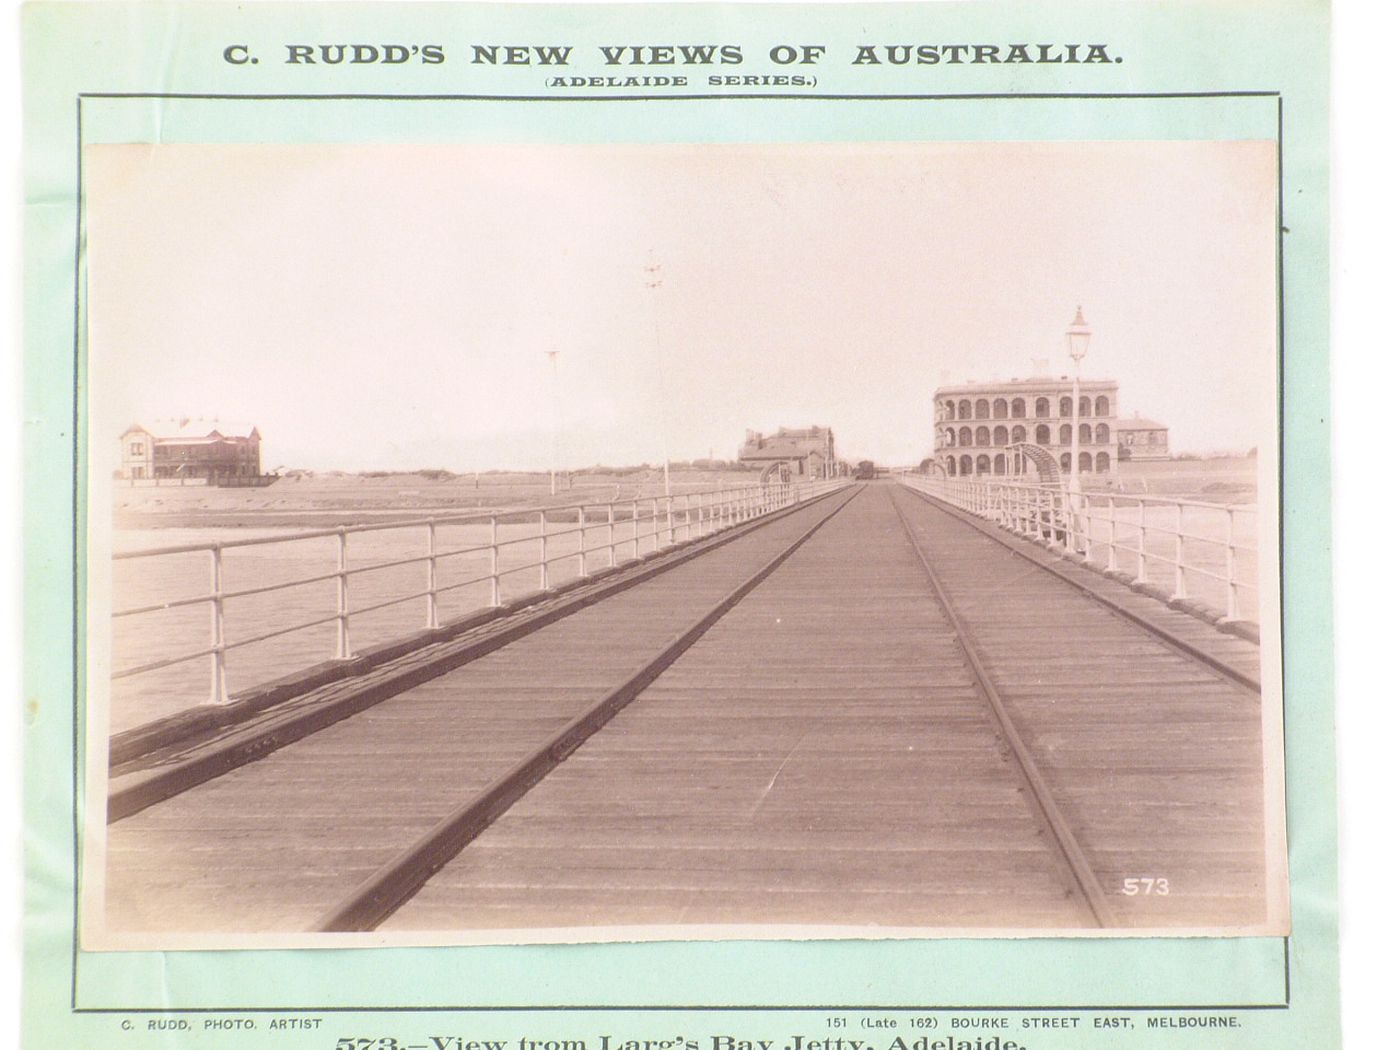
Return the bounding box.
[103,482,1271,936]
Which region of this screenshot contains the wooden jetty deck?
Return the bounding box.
[102,481,1271,937]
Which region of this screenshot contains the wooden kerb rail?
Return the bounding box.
[900,484,1262,696]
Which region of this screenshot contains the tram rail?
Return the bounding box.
[313,486,861,931]
[886,488,1113,927]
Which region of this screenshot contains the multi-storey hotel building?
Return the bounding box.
[933,377,1121,477]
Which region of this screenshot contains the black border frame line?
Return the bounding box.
[67,89,1291,1016]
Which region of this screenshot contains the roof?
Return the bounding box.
[1119,417,1168,430]
[739,424,834,461]
[934,377,1118,397]
[740,441,828,460]
[123,418,260,442]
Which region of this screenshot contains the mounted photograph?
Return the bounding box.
[79,139,1287,948]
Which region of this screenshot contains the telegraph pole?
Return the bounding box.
[644,254,671,496]
[546,350,560,496]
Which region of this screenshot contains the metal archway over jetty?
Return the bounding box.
[1003,442,1071,541]
[758,461,793,485]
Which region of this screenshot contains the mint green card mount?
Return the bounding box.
[23,3,1334,1048]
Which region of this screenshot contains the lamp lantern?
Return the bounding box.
[1066,305,1092,364]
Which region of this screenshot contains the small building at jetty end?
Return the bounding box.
[1117,413,1171,461]
[119,418,266,485]
[738,425,839,481]
[932,377,1169,478]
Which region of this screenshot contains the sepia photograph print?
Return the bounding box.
[81,139,1287,948]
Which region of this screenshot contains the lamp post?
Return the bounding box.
[1066,306,1092,494]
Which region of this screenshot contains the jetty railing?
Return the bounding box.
[898,473,1259,623]
[111,477,850,706]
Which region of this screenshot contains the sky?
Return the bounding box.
[85,140,1278,472]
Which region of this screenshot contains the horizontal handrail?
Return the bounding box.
[112,478,850,707]
[898,473,1259,622]
[112,485,764,560]
[904,476,1256,515]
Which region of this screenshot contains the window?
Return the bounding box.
[1080,396,1092,417]
[1095,451,1111,473]
[1011,398,1026,419]
[1080,423,1092,443]
[958,400,972,420]
[975,426,990,446]
[975,399,990,419]
[975,454,991,474]
[993,426,1008,446]
[1035,397,1050,418]
[128,442,144,456]
[1095,395,1111,417]
[1059,424,1072,445]
[1095,423,1110,444]
[1011,425,1027,443]
[959,427,973,447]
[1036,424,1052,444]
[993,399,1008,419]
[1059,396,1073,416]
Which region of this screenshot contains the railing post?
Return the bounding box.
[489,516,501,607]
[336,528,351,659]
[607,502,617,567]
[632,498,640,558]
[666,495,675,546]
[426,520,439,629]
[1107,496,1119,572]
[208,546,227,704]
[1225,508,1239,619]
[576,505,586,578]
[1135,499,1147,583]
[651,496,660,552]
[1172,502,1187,600]
[538,510,549,590]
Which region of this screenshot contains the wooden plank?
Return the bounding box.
[386,486,1085,932]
